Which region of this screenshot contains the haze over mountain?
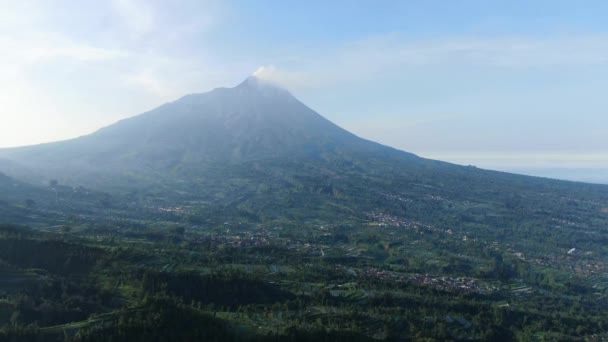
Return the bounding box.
[0,76,411,187]
[0,75,607,223]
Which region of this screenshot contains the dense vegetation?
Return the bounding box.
[0,166,607,341]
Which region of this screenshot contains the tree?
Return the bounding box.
[172,226,186,236]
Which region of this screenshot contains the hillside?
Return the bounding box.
[0,77,409,187]
[1,76,606,220]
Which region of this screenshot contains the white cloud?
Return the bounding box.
[0,0,228,147]
[124,69,170,98]
[247,65,321,90]
[111,0,156,37]
[252,65,272,77]
[26,45,127,63]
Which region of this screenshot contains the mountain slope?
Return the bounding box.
[0,77,413,186]
[0,75,607,225]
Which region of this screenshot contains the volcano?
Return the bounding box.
[0,75,606,222]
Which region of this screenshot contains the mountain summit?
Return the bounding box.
[236,75,290,95]
[89,74,364,162]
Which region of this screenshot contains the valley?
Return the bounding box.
[1,174,608,340]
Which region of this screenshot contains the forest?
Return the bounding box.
[1,131,608,341]
[0,178,607,342]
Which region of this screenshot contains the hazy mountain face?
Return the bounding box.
[0,76,409,187]
[90,76,364,162]
[0,76,606,218]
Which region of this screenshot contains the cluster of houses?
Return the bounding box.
[365,211,451,235]
[380,192,413,203]
[423,194,447,202]
[533,253,608,277]
[286,241,330,257]
[358,267,495,294]
[156,206,188,213]
[191,228,273,249]
[551,217,583,228]
[410,274,497,294]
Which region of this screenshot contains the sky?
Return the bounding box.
[1,0,608,180]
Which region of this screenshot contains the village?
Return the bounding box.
[358,267,497,294]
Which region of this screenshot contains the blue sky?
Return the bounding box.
[1,0,608,175]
